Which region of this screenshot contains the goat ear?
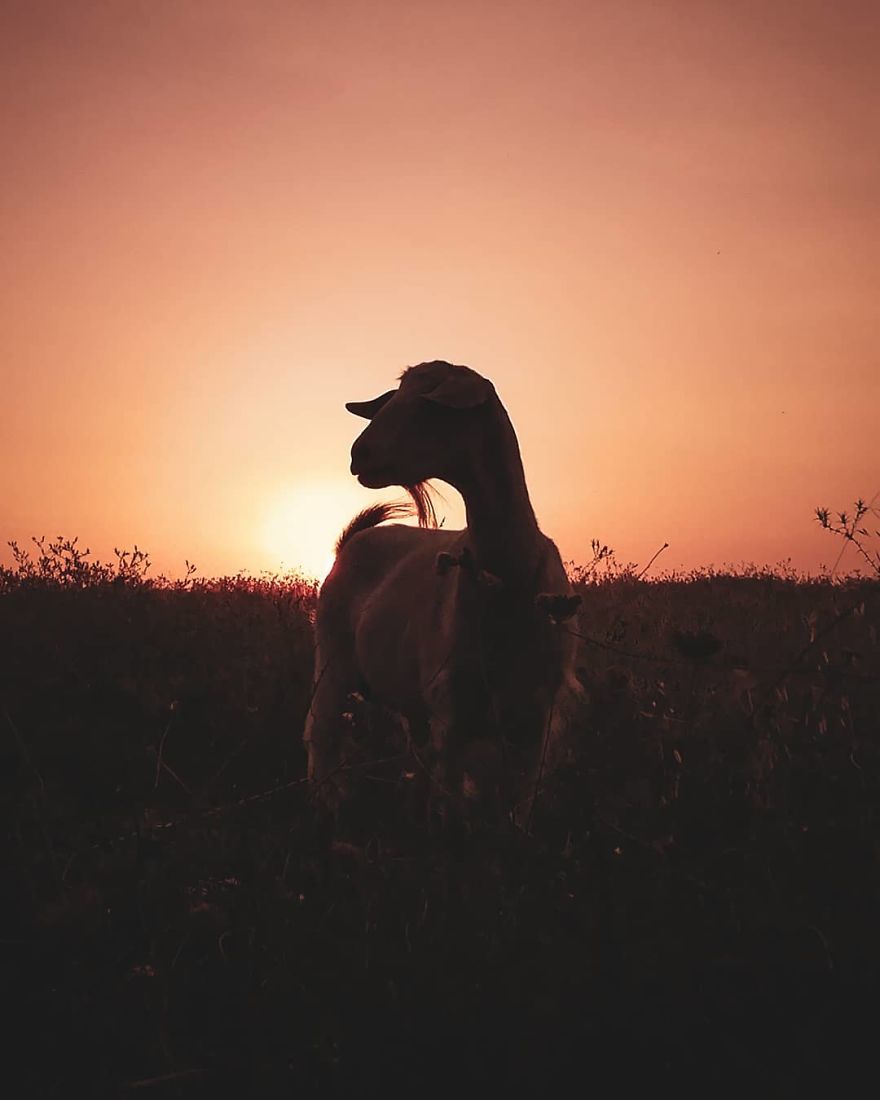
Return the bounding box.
[345,389,396,420]
[421,371,494,409]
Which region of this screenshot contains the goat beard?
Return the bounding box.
[405,482,439,529]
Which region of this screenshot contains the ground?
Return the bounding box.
[2,555,879,1096]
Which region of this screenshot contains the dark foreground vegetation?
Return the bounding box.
[2,537,879,1097]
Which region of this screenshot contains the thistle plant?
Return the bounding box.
[2,536,155,590]
[815,496,880,579]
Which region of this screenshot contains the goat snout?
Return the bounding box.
[349,439,372,475]
[350,437,394,487]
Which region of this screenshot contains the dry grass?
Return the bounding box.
[2,536,879,1096]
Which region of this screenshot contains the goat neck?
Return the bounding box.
[453,396,543,588]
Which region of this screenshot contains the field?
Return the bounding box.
[2,539,879,1096]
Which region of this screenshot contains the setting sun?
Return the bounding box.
[261,474,467,581]
[262,478,380,582]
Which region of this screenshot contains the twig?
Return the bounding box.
[637,541,670,581]
[203,669,310,794]
[755,597,870,716]
[525,700,556,834]
[197,774,311,817]
[564,626,685,665]
[805,923,835,972]
[125,1068,208,1090]
[4,707,46,800]
[304,657,332,722]
[566,619,880,683]
[148,751,191,795]
[154,719,173,789]
[156,752,407,829]
[4,706,59,886]
[407,740,449,795]
[170,934,189,970]
[594,810,664,854]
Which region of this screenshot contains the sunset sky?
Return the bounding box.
[2,0,878,580]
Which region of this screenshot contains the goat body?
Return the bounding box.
[304,361,581,814]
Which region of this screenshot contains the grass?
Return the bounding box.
[2,534,879,1096]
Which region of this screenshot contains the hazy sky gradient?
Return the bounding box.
[3,0,878,578]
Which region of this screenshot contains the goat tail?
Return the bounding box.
[335,501,419,555]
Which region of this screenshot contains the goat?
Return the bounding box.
[304,360,582,819]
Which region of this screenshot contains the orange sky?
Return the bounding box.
[2,0,878,580]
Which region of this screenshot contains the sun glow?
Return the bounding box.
[262,479,373,582]
[261,478,465,582]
